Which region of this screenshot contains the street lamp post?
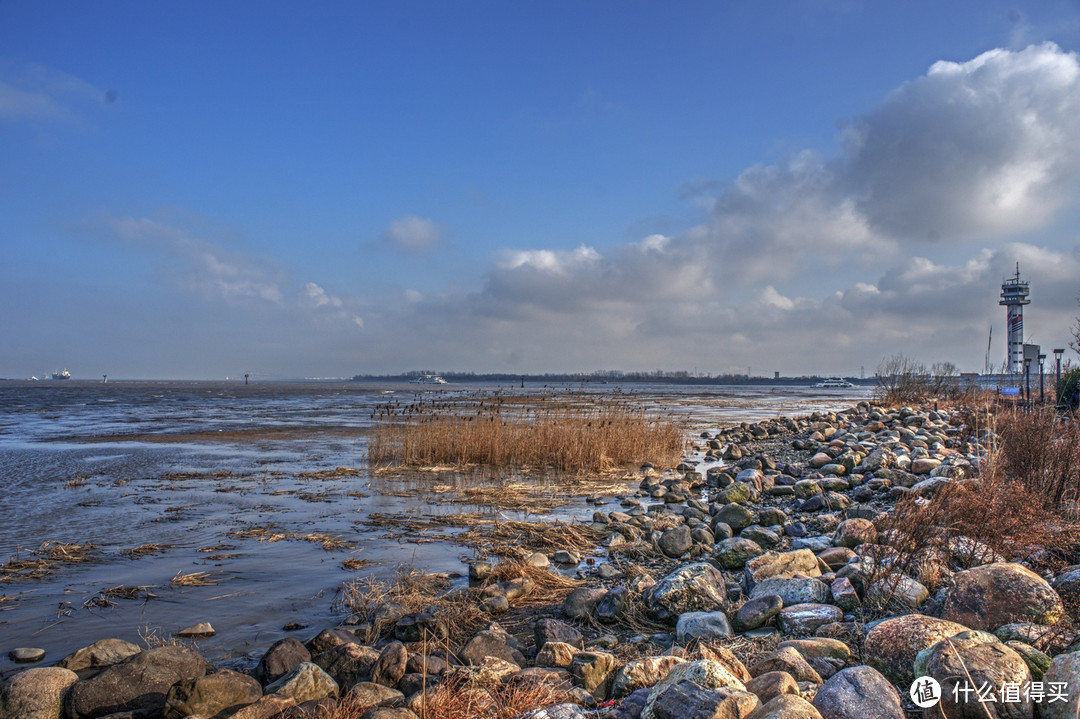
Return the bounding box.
[1054,348,1065,405]
[1038,354,1046,404]
[1024,358,1032,408]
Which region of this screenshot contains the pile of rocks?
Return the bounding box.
[4,401,1080,719]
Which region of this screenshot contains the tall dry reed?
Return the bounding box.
[368,393,684,473]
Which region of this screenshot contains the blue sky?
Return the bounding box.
[3,2,1080,379]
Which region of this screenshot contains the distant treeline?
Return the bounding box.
[350,370,875,385]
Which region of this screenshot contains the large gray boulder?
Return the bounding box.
[1041,651,1080,719]
[57,638,141,672]
[645,563,729,624]
[942,563,1063,631]
[163,669,262,719]
[862,613,969,686]
[923,631,1033,719]
[811,665,904,719]
[65,646,208,719]
[0,667,79,719]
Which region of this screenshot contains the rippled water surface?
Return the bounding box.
[0,379,871,676]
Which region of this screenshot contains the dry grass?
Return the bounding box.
[408,673,576,719]
[341,557,378,571]
[458,519,607,562]
[488,560,585,607]
[368,393,684,474]
[0,541,96,583]
[121,543,171,558]
[871,404,1080,613]
[994,406,1080,511]
[339,567,488,647]
[227,523,354,551]
[170,570,220,587]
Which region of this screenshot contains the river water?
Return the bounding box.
[0,379,871,677]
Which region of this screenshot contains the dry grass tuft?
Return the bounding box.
[121,543,171,558]
[368,393,684,474]
[0,541,96,583]
[170,570,220,587]
[459,519,606,562]
[406,672,576,719]
[488,560,584,606]
[339,566,488,647]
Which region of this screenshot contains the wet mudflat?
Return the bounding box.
[0,379,869,678]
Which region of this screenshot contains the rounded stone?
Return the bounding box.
[862,613,969,687]
[8,647,45,663]
[0,666,78,719]
[811,665,904,719]
[942,562,1064,631]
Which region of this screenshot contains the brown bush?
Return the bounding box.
[994,407,1080,511]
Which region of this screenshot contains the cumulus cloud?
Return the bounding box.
[349,44,1080,373]
[381,215,446,252]
[844,43,1080,241]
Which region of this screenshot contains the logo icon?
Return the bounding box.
[911,676,942,708]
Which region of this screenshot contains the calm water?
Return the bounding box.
[0,379,871,676]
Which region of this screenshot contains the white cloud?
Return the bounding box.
[381,215,446,252]
[304,282,343,308]
[0,62,109,122]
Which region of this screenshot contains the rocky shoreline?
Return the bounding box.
[3,400,1080,719]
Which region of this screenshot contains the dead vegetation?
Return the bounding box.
[227,523,354,551]
[0,541,96,583]
[869,404,1080,615]
[459,519,607,562]
[121,543,172,558]
[170,570,220,587]
[368,393,684,474]
[404,672,576,719]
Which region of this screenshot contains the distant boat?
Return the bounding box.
[814,377,855,388]
[412,374,448,385]
[52,369,72,380]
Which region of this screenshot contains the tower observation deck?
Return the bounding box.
[999,263,1030,375]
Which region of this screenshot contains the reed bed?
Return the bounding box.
[368,393,683,474]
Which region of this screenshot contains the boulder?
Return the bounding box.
[342,683,404,714]
[743,550,821,591]
[536,642,579,668]
[776,638,851,662]
[862,614,969,686]
[923,631,1032,719]
[645,563,729,624]
[314,643,380,691]
[163,669,262,719]
[57,638,141,672]
[734,594,784,632]
[777,604,843,635]
[370,641,408,688]
[745,693,822,718]
[1041,651,1080,719]
[646,681,759,719]
[832,519,877,548]
[750,577,830,606]
[563,587,606,619]
[0,667,78,719]
[230,695,297,718]
[257,637,312,684]
[610,656,686,699]
[714,537,765,569]
[811,665,904,719]
[749,647,822,684]
[658,526,693,558]
[675,611,734,644]
[263,662,339,702]
[535,618,584,652]
[745,671,799,705]
[641,660,749,719]
[568,651,618,700]
[460,625,525,668]
[942,562,1063,631]
[65,646,208,719]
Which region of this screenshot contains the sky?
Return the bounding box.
[3,1,1080,380]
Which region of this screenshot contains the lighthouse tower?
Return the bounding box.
[999,263,1030,375]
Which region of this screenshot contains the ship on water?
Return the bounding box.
[51,369,71,380]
